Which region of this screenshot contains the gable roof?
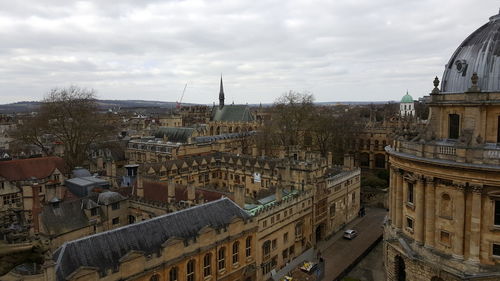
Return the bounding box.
[211,104,254,122]
[53,198,250,281]
[0,156,67,181]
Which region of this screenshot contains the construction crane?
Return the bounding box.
[176,83,188,109]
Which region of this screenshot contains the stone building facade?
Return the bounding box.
[385,11,500,281]
[3,198,257,281]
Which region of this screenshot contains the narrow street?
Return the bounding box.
[317,207,387,281]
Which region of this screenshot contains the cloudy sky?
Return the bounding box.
[0,0,499,104]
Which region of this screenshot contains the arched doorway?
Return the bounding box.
[315,223,326,242]
[395,255,406,281]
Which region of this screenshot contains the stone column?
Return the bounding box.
[395,170,404,228]
[415,176,425,244]
[469,184,482,263]
[391,169,397,224]
[389,167,395,223]
[453,183,466,259]
[424,176,436,248]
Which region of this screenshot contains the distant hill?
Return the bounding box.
[0,100,183,113]
[0,99,395,113]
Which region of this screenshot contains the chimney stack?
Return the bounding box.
[187,185,196,205]
[233,185,246,208]
[167,180,175,203]
[275,185,283,202]
[31,183,41,234]
[343,154,355,171]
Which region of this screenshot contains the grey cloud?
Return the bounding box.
[0,0,499,104]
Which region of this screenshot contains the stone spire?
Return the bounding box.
[219,76,225,109]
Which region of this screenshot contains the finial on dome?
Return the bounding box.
[432,76,440,94]
[467,72,481,92]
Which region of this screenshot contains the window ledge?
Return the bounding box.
[405,227,414,234]
[405,202,415,210]
[439,215,453,220]
[232,263,240,269]
[218,269,226,275]
[489,225,500,232]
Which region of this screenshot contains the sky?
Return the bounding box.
[0,1,499,105]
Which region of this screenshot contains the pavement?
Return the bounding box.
[317,207,387,281]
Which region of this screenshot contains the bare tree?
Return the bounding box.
[272,91,315,147]
[11,86,115,169]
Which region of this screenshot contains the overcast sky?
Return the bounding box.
[0,1,499,105]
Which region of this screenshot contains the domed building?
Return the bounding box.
[385,10,500,281]
[400,91,415,117]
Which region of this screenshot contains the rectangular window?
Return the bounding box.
[282,249,288,259]
[272,239,277,250]
[497,116,500,143]
[263,220,267,228]
[449,114,460,139]
[218,248,225,270]
[111,202,120,210]
[440,231,451,246]
[112,217,120,225]
[330,203,336,216]
[232,242,239,264]
[91,208,97,216]
[245,237,252,257]
[495,200,500,226]
[407,183,414,204]
[493,244,500,257]
[283,232,288,244]
[406,217,414,231]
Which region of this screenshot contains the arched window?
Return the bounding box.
[440,193,452,218]
[150,274,160,281]
[169,267,178,281]
[395,255,406,281]
[218,247,226,270]
[245,236,252,257]
[262,240,271,256]
[186,260,195,281]
[232,241,240,264]
[203,253,212,277]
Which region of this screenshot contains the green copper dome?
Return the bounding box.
[401,92,413,103]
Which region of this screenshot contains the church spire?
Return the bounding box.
[219,75,225,109]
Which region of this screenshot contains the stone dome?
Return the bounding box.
[441,10,500,93]
[401,92,413,103]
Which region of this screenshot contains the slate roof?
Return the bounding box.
[41,200,89,237]
[211,104,254,122]
[153,127,196,143]
[53,198,250,281]
[0,156,67,181]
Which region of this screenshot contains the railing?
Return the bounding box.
[392,140,500,167]
[437,145,456,156]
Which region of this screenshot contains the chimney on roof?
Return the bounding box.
[167,180,175,203]
[187,185,196,205]
[343,154,355,171]
[31,183,41,234]
[327,152,333,168]
[233,185,245,208]
[275,185,283,202]
[136,171,144,197]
